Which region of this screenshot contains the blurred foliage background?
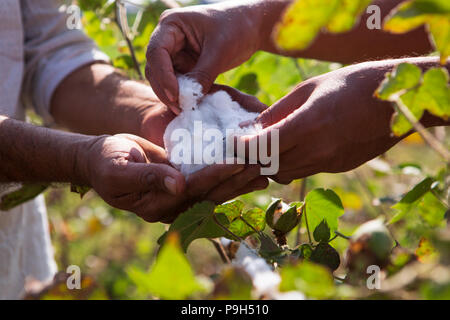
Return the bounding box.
[32,0,450,299]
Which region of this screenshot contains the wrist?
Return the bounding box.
[255,0,292,52]
[73,135,105,187]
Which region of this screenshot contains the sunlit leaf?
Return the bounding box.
[390,177,435,223]
[158,201,229,251]
[215,200,245,222]
[279,261,336,298]
[128,233,207,300]
[376,63,450,136]
[416,237,439,263]
[275,0,371,51]
[375,63,422,100]
[228,208,265,239]
[0,183,49,211]
[383,0,450,63]
[304,189,344,238]
[212,267,253,300]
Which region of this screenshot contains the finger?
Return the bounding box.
[117,134,169,164]
[256,81,316,128]
[210,84,268,113]
[134,192,185,223]
[122,162,186,196]
[185,162,245,197]
[271,164,322,185]
[224,176,269,202]
[234,97,318,163]
[184,41,223,96]
[146,23,185,113]
[206,167,269,203]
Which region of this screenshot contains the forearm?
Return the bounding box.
[0,116,91,184]
[50,63,157,136]
[257,0,432,64]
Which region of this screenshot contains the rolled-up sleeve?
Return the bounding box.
[21,0,110,123]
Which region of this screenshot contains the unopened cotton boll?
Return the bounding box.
[164,76,261,176]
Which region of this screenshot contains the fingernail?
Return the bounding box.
[164,176,178,195]
[164,88,176,103]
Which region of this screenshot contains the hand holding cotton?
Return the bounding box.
[163,77,261,176]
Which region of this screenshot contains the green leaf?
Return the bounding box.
[258,233,284,260]
[376,64,450,136]
[310,242,341,271]
[327,0,373,33]
[390,177,435,223]
[304,189,344,238]
[158,201,229,251]
[383,0,450,63]
[392,68,450,135]
[279,261,336,299]
[313,219,331,243]
[298,243,314,260]
[0,183,49,211]
[212,267,253,300]
[275,0,371,51]
[375,63,422,100]
[128,233,207,299]
[215,200,245,222]
[228,208,266,239]
[418,68,450,118]
[236,73,260,95]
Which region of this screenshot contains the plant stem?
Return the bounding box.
[295,178,307,245]
[335,231,351,240]
[208,239,231,264]
[213,214,244,242]
[304,206,312,244]
[239,215,262,235]
[115,0,143,80]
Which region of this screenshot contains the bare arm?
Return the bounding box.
[0,115,90,184]
[259,0,433,64]
[146,0,433,112]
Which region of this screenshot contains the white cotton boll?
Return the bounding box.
[233,243,281,296]
[178,75,203,111]
[164,76,261,177]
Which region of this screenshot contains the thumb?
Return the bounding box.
[126,162,186,196]
[256,81,316,128]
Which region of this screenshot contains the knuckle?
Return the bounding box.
[159,8,180,23]
[187,70,213,89]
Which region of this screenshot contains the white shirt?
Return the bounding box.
[0,0,108,299]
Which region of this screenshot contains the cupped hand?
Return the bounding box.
[81,134,268,223]
[146,2,266,114]
[238,61,415,184]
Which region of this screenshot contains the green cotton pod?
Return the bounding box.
[265,199,283,229]
[273,204,302,235]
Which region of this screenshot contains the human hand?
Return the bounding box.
[139,84,268,148]
[239,61,416,184]
[80,134,268,223]
[145,1,270,114]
